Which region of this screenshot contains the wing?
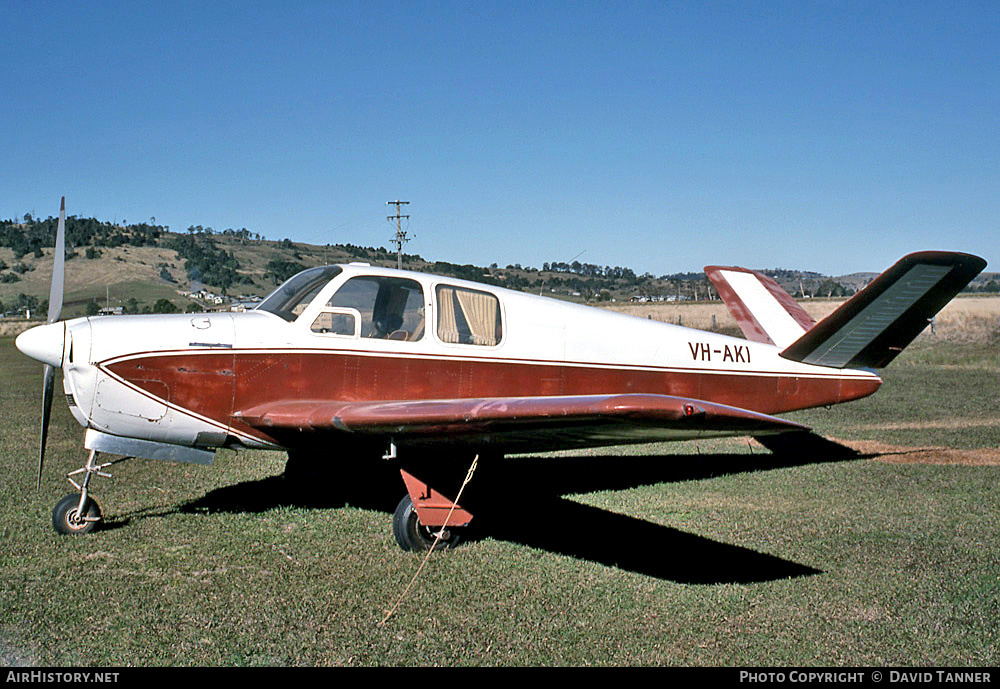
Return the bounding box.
[234,393,807,452]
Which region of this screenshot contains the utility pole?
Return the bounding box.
[386,200,411,269]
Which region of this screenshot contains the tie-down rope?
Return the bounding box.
[377,454,480,628]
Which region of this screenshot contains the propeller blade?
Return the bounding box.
[47,197,65,324]
[37,197,66,489]
[39,363,55,490]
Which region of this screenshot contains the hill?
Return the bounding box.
[1,214,995,318]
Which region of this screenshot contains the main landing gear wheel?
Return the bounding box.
[52,493,102,535]
[392,495,462,552]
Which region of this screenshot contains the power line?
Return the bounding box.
[386,200,412,270]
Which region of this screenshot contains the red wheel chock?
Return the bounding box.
[399,468,474,528]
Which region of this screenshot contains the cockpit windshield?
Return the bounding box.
[255,266,343,322]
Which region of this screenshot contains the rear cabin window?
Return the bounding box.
[436,285,502,346]
[324,276,425,341]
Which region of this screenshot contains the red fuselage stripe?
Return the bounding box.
[103,348,881,446]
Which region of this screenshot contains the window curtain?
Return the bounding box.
[455,288,499,346]
[437,286,460,343]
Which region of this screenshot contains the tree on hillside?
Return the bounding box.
[152,299,179,314]
[266,259,305,284]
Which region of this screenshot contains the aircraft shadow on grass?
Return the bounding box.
[142,432,863,584]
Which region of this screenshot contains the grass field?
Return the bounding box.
[1,335,998,667]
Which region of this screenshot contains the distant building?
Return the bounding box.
[229,301,260,312]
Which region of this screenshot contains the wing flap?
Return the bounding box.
[235,393,806,448]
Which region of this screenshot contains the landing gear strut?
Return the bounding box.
[52,449,114,535]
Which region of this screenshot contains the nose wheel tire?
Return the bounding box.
[392,495,462,552]
[52,493,101,535]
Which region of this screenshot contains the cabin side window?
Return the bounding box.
[325,276,425,341]
[436,285,502,346]
[310,309,359,337]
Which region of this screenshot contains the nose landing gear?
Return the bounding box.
[51,449,115,535]
[52,493,101,535]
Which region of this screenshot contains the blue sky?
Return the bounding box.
[2,1,997,276]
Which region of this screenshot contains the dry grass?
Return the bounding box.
[0,246,186,300]
[845,440,1000,466]
[919,295,1000,343]
[0,320,35,338]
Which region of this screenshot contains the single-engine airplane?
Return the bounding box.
[16,199,986,550]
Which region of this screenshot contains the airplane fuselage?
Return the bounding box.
[36,264,880,454]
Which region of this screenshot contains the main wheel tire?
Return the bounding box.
[52,494,101,535]
[391,494,461,552]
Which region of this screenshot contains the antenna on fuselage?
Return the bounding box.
[386,200,412,270]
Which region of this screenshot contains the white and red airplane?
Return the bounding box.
[16,199,986,550]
